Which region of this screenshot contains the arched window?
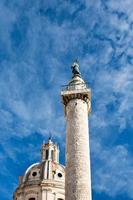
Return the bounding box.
[29,198,35,200]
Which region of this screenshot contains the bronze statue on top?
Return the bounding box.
[71,60,81,78]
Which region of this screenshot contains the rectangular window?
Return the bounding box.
[46,149,49,159]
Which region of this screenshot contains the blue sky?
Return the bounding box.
[0,0,133,199]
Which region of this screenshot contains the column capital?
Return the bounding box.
[61,87,91,115]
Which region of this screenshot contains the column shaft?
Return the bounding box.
[65,98,92,200]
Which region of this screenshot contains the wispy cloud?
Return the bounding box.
[0,0,133,200]
[91,142,133,198]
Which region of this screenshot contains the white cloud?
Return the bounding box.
[0,1,133,199]
[92,143,133,198]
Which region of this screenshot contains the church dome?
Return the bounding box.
[22,160,65,184]
[13,139,65,200]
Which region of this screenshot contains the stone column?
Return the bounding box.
[61,75,92,200]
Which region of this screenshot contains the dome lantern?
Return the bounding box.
[41,138,59,163]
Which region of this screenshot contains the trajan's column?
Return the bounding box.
[61,61,92,200]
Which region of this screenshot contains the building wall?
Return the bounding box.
[14,184,65,200]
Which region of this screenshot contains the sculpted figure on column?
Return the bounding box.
[71,60,81,77]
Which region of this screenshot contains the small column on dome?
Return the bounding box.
[53,144,59,163]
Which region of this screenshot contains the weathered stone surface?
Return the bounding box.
[64,98,92,200]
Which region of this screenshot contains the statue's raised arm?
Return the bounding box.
[71,60,81,78]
